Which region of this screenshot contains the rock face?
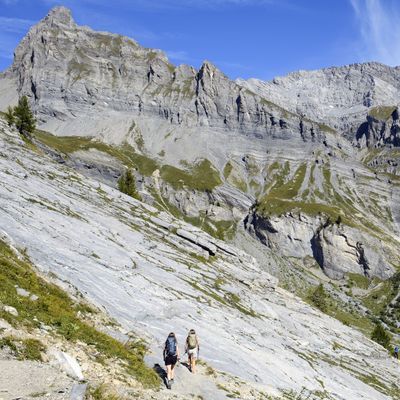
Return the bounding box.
[355,106,400,148]
[237,63,400,140]
[245,211,394,280]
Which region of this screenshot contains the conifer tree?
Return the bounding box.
[310,284,328,312]
[14,96,36,136]
[371,323,391,349]
[4,106,15,127]
[118,169,140,200]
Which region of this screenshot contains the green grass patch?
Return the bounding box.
[347,273,370,289]
[0,241,158,388]
[258,162,306,215]
[160,159,221,191]
[33,130,159,177]
[318,123,336,133]
[369,106,397,121]
[0,336,44,361]
[362,281,393,314]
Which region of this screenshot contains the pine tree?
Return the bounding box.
[371,323,391,349]
[14,96,36,136]
[4,106,15,127]
[310,284,328,313]
[118,169,140,200]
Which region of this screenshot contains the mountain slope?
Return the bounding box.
[1,118,400,399]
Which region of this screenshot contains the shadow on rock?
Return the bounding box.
[153,363,168,388]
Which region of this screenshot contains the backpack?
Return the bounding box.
[165,336,177,356]
[187,333,197,349]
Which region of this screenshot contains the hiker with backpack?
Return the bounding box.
[185,328,200,373]
[395,345,399,359]
[163,332,180,389]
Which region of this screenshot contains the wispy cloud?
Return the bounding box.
[166,50,191,62]
[0,16,35,34]
[350,0,400,65]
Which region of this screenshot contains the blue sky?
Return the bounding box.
[0,0,399,80]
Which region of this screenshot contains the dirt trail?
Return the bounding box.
[0,359,74,400]
[146,354,227,400]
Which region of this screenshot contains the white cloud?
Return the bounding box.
[350,0,400,66]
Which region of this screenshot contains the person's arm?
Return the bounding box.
[197,335,200,351]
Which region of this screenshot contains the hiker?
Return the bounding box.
[185,328,200,373]
[395,345,399,359]
[163,332,180,389]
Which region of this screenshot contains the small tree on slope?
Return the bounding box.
[14,96,36,137]
[4,106,15,127]
[118,169,141,200]
[310,284,328,313]
[371,323,391,349]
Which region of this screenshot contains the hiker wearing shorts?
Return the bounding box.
[163,332,180,389]
[185,328,200,373]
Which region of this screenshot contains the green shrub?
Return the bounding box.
[371,324,391,349]
[118,169,141,200]
[87,384,122,400]
[310,284,328,313]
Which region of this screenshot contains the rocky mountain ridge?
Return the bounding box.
[237,62,400,143]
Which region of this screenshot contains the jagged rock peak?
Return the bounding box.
[43,6,74,26]
[199,60,225,78]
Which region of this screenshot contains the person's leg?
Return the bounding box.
[191,354,196,373]
[166,364,172,380]
[188,353,192,371]
[170,362,176,380]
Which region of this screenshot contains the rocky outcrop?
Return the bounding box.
[355,106,400,148]
[245,211,394,280]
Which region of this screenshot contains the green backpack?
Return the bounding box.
[187,333,197,349]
